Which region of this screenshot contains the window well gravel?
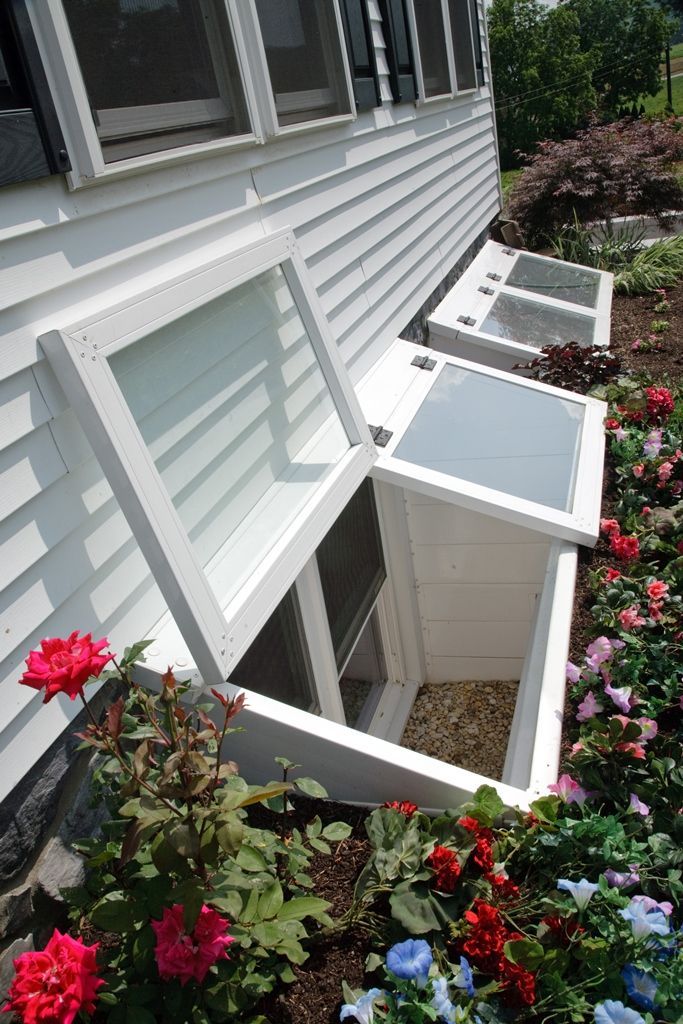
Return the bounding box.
[400,680,520,781]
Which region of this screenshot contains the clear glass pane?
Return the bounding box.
[414,0,451,97]
[230,588,317,713]
[255,0,352,126]
[448,0,476,91]
[317,480,386,671]
[109,266,350,609]
[394,365,584,512]
[506,254,601,308]
[480,293,596,349]
[63,0,250,161]
[340,613,386,729]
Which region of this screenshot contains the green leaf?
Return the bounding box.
[216,818,244,856]
[504,939,545,971]
[321,821,353,842]
[530,795,560,824]
[209,892,243,919]
[119,639,154,669]
[257,881,284,920]
[277,897,332,922]
[236,845,268,872]
[164,818,200,860]
[305,816,322,839]
[275,939,308,965]
[89,893,144,933]
[472,784,504,826]
[293,776,328,799]
[308,836,331,855]
[252,920,285,947]
[389,884,441,933]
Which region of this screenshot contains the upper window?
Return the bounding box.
[406,0,479,100]
[39,229,375,684]
[62,0,251,162]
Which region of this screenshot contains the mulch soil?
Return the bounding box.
[258,282,683,1024]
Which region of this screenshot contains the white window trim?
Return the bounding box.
[407,0,478,104]
[39,228,376,686]
[357,338,606,546]
[27,0,357,188]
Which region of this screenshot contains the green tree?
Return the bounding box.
[562,0,674,115]
[489,0,595,168]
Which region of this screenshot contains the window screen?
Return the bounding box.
[230,588,316,712]
[63,0,250,161]
[316,479,386,671]
[448,0,476,91]
[255,0,352,126]
[413,0,450,97]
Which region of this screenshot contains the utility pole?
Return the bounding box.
[666,41,673,109]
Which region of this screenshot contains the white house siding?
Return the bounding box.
[403,492,549,682]
[0,5,500,803]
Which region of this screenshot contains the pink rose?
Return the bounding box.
[618,605,646,630]
[2,929,104,1024]
[152,905,234,986]
[632,464,644,478]
[19,632,113,703]
[646,580,668,601]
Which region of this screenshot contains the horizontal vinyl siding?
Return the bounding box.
[0,0,499,801]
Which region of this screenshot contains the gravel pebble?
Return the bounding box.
[400,680,519,781]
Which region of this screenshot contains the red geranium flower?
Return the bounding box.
[2,929,104,1024]
[382,800,418,817]
[19,632,113,703]
[426,845,461,893]
[152,904,234,986]
[645,385,674,422]
[610,534,640,562]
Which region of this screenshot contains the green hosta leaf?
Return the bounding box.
[277,896,332,922]
[293,776,328,799]
[504,939,545,971]
[257,881,284,920]
[321,821,353,842]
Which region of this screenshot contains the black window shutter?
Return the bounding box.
[340,0,381,110]
[468,0,485,87]
[0,0,70,188]
[377,0,418,104]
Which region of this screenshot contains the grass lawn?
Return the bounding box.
[500,167,522,203]
[639,72,683,115]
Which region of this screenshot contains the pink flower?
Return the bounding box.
[643,429,663,458]
[548,774,589,805]
[610,534,640,562]
[152,905,234,986]
[576,691,604,722]
[636,717,658,741]
[658,461,674,483]
[648,601,664,622]
[600,518,621,537]
[632,894,673,917]
[605,683,635,714]
[585,637,613,666]
[628,793,650,816]
[604,866,640,889]
[566,661,581,683]
[2,929,104,1024]
[618,605,646,630]
[672,480,683,495]
[570,741,585,756]
[614,426,627,441]
[632,464,644,478]
[615,741,646,759]
[19,632,113,703]
[603,568,621,583]
[646,580,669,601]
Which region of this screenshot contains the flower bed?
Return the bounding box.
[3,374,682,1023]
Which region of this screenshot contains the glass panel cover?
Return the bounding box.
[64,0,250,161]
[109,266,350,609]
[506,253,601,308]
[394,364,584,512]
[480,293,596,349]
[256,0,352,125]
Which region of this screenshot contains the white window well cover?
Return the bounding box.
[39,230,375,686]
[428,241,613,362]
[358,339,606,545]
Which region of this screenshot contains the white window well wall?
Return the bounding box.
[28,0,356,185]
[39,229,375,688]
[428,241,613,372]
[407,0,478,102]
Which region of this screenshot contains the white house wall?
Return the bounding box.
[0,2,499,803]
[403,493,550,682]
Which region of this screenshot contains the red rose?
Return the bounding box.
[426,845,461,893]
[382,800,418,817]
[2,929,104,1024]
[19,632,113,703]
[152,904,234,986]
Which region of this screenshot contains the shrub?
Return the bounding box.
[507,118,683,248]
[514,342,621,392]
[613,236,683,295]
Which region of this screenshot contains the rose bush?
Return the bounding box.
[2,930,103,1024]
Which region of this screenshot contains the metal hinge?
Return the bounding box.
[478,286,494,295]
[411,354,436,371]
[368,424,393,447]
[457,314,476,326]
[486,272,502,281]
[502,247,515,255]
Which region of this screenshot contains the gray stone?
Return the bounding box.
[36,836,86,903]
[0,885,32,940]
[0,935,34,997]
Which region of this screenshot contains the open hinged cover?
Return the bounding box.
[39,229,375,687]
[428,240,613,362]
[357,338,606,545]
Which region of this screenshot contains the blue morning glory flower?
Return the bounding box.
[386,938,433,987]
[557,877,599,910]
[430,976,456,1023]
[594,1000,645,1024]
[453,956,475,998]
[340,988,384,1024]
[618,900,670,940]
[620,965,657,1011]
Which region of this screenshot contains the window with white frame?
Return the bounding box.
[407,0,478,100]
[40,229,375,687]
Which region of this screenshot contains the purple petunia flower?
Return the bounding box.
[604,683,635,714]
[628,794,650,817]
[604,866,640,890]
[386,939,433,987]
[576,691,604,722]
[594,1000,645,1024]
[620,965,657,1011]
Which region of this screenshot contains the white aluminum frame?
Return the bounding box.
[406,0,478,104]
[39,228,376,687]
[357,338,606,546]
[428,241,613,364]
[27,0,356,187]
